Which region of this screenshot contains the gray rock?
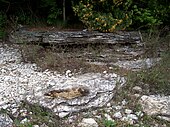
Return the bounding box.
[104,114,114,121]
[125,109,133,114]
[121,114,138,125]
[126,114,138,120]
[20,118,29,124]
[139,95,170,121]
[33,125,39,127]
[9,30,142,46]
[132,86,142,93]
[113,111,122,119]
[26,73,125,118]
[121,99,127,106]
[78,118,98,127]
[58,112,69,118]
[113,58,161,70]
[0,113,13,127]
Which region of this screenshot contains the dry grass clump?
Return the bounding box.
[19,44,110,74]
[125,30,170,95]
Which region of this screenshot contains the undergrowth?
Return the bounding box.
[126,29,170,95]
[19,44,111,74]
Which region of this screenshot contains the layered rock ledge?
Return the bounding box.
[9,30,142,45]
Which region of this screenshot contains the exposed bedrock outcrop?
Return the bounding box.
[9,30,142,46]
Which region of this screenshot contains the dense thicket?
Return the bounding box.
[0,0,169,38]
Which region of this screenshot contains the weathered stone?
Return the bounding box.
[125,109,133,114]
[33,125,39,127]
[20,118,30,124]
[139,95,170,121]
[104,114,114,121]
[126,114,138,120]
[113,111,122,119]
[132,86,142,93]
[121,117,132,124]
[121,114,138,124]
[113,58,161,70]
[9,30,142,46]
[78,118,98,127]
[0,113,13,127]
[121,99,127,106]
[26,73,125,118]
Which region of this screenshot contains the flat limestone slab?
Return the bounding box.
[9,30,142,45]
[26,73,125,117]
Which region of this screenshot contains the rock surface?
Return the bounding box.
[0,44,125,119]
[0,114,13,127]
[113,58,161,70]
[78,118,98,127]
[26,72,125,117]
[9,30,142,45]
[139,95,170,121]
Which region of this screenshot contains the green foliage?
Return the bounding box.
[0,0,169,31]
[73,0,133,32]
[47,6,62,25]
[40,0,56,7]
[103,119,116,127]
[14,121,33,127]
[40,0,62,25]
[0,11,6,39]
[13,101,60,127]
[132,6,162,29]
[132,0,170,29]
[15,11,36,25]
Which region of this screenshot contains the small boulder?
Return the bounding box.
[78,118,98,127]
[139,95,170,122]
[132,86,142,93]
[113,111,122,119]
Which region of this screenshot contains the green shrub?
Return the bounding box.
[40,0,62,25]
[47,6,62,25]
[132,5,162,29]
[132,0,170,29]
[15,11,36,25]
[73,0,133,32]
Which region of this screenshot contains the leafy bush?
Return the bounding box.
[14,11,37,25]
[0,0,169,32]
[132,0,170,29]
[40,0,62,25]
[73,0,133,32]
[47,6,62,25]
[133,5,162,27]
